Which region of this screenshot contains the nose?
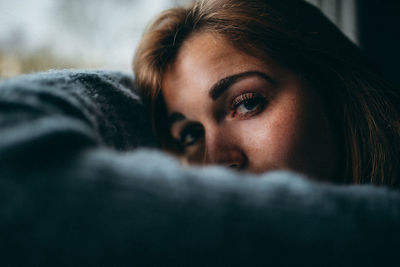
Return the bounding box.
[203,128,247,170]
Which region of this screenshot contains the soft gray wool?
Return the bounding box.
[1,70,399,266]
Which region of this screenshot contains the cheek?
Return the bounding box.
[240,93,339,178]
[234,96,313,172]
[233,109,304,172]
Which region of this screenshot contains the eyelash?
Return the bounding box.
[231,92,267,118]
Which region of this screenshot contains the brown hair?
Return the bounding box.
[133,0,400,187]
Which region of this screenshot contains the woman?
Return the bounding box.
[133,0,400,187]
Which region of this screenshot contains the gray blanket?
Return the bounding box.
[1,70,399,266]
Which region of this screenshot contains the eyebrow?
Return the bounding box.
[168,71,274,126]
[209,71,274,100]
[169,112,185,126]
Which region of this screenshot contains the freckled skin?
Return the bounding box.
[162,32,341,180]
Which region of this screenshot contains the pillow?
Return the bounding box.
[1,70,399,266]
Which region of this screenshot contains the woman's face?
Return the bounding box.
[162,32,341,180]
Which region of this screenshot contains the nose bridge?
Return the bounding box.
[204,124,246,168]
[204,126,225,158]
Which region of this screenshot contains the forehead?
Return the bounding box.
[161,32,273,113]
[165,32,267,78]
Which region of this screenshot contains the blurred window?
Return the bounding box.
[0,0,176,78]
[0,0,358,78]
[306,0,358,44]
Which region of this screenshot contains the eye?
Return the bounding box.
[179,125,204,148]
[231,92,266,118]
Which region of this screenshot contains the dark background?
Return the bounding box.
[358,0,400,87]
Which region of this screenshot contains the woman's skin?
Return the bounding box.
[162,32,342,180]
